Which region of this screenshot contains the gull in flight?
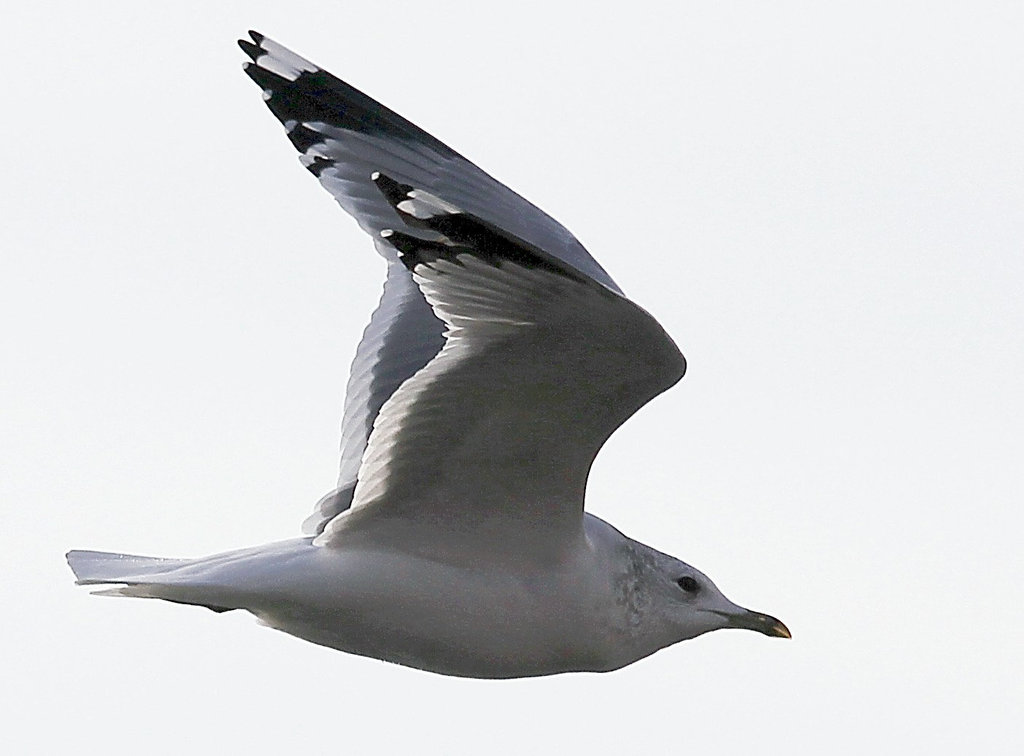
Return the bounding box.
[67,32,789,678]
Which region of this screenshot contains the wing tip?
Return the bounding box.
[372,170,413,206]
[238,30,266,61]
[379,229,454,272]
[238,39,261,62]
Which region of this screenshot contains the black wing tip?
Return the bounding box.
[286,122,323,152]
[237,36,461,160]
[379,229,420,257]
[238,30,266,61]
[380,230,462,273]
[372,171,414,207]
[302,155,334,177]
[241,58,285,91]
[376,177,583,282]
[238,39,262,62]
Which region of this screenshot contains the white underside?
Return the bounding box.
[73,515,679,678]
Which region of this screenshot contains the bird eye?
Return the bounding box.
[677,576,700,593]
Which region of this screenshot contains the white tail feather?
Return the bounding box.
[66,550,187,585]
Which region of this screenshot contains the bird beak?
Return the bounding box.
[714,608,791,638]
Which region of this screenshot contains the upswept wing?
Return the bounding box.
[314,177,685,545]
[238,32,622,534]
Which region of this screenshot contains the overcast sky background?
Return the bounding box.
[3,2,1022,753]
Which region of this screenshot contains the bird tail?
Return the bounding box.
[66,549,245,612]
[66,549,189,586]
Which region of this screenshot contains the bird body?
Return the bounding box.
[67,32,788,678]
[70,515,758,678]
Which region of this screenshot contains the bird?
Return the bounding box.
[66,31,790,679]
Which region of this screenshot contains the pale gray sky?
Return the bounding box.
[2,1,1022,753]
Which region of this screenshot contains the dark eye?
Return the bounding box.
[677,576,700,594]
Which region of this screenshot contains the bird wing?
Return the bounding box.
[313,176,685,546]
[238,32,624,535]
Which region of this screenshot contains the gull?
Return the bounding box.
[66,32,789,679]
